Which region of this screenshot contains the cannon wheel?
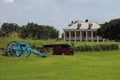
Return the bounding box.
[5,41,17,57]
[20,50,31,57]
[17,41,31,57]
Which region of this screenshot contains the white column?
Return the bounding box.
[69,31,71,42]
[80,31,82,42]
[91,31,93,42]
[97,36,99,42]
[86,31,88,42]
[103,38,105,42]
[74,31,76,42]
[64,30,66,41]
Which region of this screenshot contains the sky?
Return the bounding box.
[0,0,120,34]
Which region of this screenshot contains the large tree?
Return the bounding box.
[0,23,20,36]
[20,22,59,39]
[97,18,120,41]
[0,22,59,39]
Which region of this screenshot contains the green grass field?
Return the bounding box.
[0,50,120,80]
[0,35,120,80]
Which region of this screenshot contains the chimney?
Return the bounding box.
[85,19,88,22]
[71,21,74,24]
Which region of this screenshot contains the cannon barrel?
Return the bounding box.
[43,44,71,48]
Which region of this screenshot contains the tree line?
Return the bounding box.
[97,18,120,41]
[0,18,120,41]
[0,22,59,39]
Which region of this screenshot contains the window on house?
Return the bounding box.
[88,23,93,29]
[83,32,86,37]
[72,32,75,37]
[69,24,71,27]
[66,32,69,37]
[93,31,96,37]
[77,24,81,29]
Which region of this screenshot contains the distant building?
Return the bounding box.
[63,20,103,42]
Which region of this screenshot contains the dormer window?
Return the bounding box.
[69,24,72,27]
[88,23,92,29]
[77,24,81,29]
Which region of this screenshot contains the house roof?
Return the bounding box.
[64,21,101,30]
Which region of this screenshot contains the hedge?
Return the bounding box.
[75,44,119,52]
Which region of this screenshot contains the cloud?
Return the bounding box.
[72,0,91,5]
[61,0,92,5]
[2,0,15,3]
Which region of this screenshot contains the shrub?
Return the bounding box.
[75,44,119,52]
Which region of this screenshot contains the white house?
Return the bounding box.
[63,20,103,42]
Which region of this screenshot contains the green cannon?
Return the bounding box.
[5,41,48,57]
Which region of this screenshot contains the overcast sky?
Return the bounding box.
[0,0,120,33]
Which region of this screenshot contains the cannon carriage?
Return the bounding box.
[6,41,48,57]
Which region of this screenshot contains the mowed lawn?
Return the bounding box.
[0,50,120,80]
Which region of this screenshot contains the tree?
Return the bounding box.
[20,22,59,39]
[97,18,120,41]
[0,23,20,36]
[0,22,59,39]
[0,30,6,36]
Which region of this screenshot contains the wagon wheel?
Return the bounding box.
[5,41,17,57]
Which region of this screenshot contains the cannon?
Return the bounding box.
[43,44,74,55]
[5,41,48,58]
